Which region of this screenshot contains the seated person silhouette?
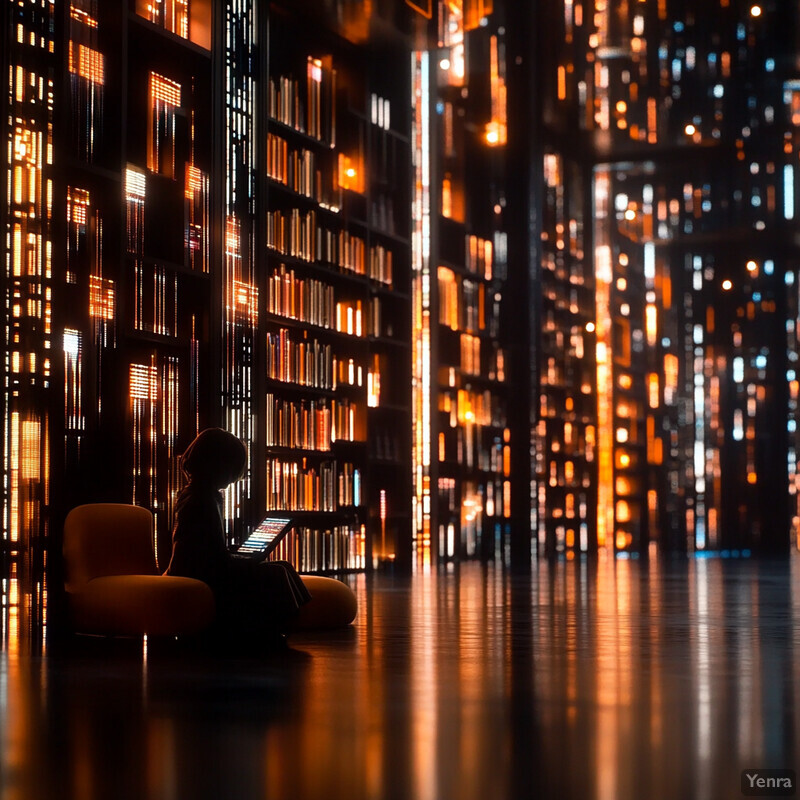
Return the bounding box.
[164,427,356,641]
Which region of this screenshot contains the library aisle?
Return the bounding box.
[1,557,799,800]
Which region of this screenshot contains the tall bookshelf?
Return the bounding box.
[363,65,413,571]
[412,2,513,563]
[255,8,412,572]
[58,1,215,580]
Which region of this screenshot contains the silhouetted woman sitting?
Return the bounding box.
[165,428,356,640]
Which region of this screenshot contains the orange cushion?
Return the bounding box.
[68,575,215,637]
[293,575,357,630]
[63,504,158,588]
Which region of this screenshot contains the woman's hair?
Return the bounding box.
[180,428,247,487]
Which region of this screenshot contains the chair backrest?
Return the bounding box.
[63,504,158,590]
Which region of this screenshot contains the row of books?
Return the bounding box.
[266,132,335,204]
[438,268,487,333]
[267,264,335,328]
[265,394,333,451]
[265,457,360,510]
[268,525,364,573]
[460,332,481,376]
[267,60,336,145]
[335,356,363,388]
[334,300,363,337]
[265,330,373,393]
[265,393,363,449]
[436,479,510,520]
[267,208,325,264]
[466,234,494,280]
[369,244,393,285]
[266,328,334,389]
[439,387,509,428]
[266,208,371,279]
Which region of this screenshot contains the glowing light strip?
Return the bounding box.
[89,275,115,320]
[411,50,432,560]
[223,0,256,538]
[149,73,181,106]
[594,170,614,551]
[125,166,146,199]
[4,11,54,561]
[68,42,104,84]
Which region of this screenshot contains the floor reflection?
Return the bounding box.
[1,555,798,800]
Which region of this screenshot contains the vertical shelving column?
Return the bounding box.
[364,84,413,569]
[263,30,367,572]
[116,2,213,562]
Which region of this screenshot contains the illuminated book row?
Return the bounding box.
[268,524,365,573]
[266,329,335,389]
[264,458,361,512]
[264,394,363,450]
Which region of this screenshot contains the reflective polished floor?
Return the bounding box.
[2,555,800,800]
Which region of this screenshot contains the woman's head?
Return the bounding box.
[180,428,247,488]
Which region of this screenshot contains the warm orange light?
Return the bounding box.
[225,217,240,255]
[645,304,657,346]
[71,5,99,27]
[150,72,181,106]
[185,164,204,198]
[308,58,323,84]
[338,154,364,192]
[722,279,733,290]
[231,280,258,324]
[130,363,158,401]
[69,41,104,83]
[685,123,696,136]
[485,120,506,147]
[750,5,762,17]
[125,166,146,200]
[89,276,115,320]
[648,373,659,408]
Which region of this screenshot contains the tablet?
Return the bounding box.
[236,516,293,558]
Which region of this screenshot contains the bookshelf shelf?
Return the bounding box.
[266,250,373,290]
[367,335,410,348]
[259,14,412,572]
[266,179,342,216]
